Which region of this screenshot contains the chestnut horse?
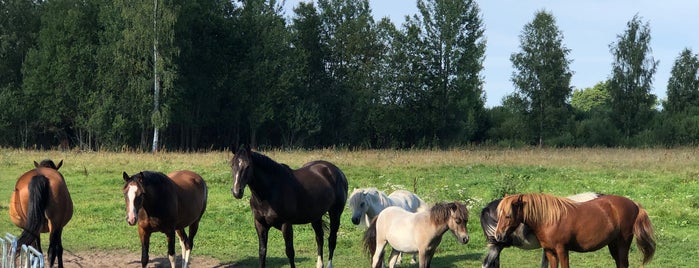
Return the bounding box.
[480,192,600,268]
[230,146,348,268]
[494,193,656,268]
[9,159,72,268]
[363,202,470,268]
[122,170,208,268]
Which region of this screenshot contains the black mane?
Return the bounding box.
[250,151,294,177]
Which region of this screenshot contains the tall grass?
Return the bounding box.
[1,148,697,267]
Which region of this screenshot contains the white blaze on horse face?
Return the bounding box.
[126,184,139,225]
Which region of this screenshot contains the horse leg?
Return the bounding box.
[608,239,632,268]
[481,243,504,268]
[48,227,64,268]
[327,206,342,268]
[387,248,400,268]
[180,219,201,268]
[371,240,387,268]
[417,249,435,268]
[544,249,557,268]
[165,230,177,268]
[254,220,270,268]
[176,228,189,268]
[281,223,296,268]
[311,220,324,268]
[554,246,569,268]
[138,228,151,268]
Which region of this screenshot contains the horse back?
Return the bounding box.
[294,160,348,204]
[167,170,207,228]
[10,167,73,231]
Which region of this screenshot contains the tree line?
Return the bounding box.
[1,0,698,151]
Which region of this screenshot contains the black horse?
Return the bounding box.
[480,192,600,268]
[231,146,348,268]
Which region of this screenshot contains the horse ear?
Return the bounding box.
[122,172,130,182]
[56,160,63,170]
[244,144,252,153]
[34,161,39,168]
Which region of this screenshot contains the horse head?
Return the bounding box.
[231,145,253,199]
[34,159,63,170]
[446,202,470,244]
[122,172,146,226]
[494,194,525,243]
[349,189,370,225]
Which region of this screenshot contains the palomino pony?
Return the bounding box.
[363,202,470,268]
[348,188,429,227]
[9,159,72,268]
[122,170,208,268]
[230,146,348,268]
[495,193,656,268]
[480,192,600,268]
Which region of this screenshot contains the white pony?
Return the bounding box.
[348,188,429,265]
[363,202,470,268]
[348,188,429,227]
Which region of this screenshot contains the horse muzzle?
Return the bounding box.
[231,187,244,199]
[351,216,360,225]
[458,235,470,244]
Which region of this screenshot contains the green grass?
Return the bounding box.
[1,148,698,267]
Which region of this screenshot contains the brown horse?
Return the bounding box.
[9,159,73,268]
[122,170,208,268]
[494,193,656,268]
[230,146,348,268]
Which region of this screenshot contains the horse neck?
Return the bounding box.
[366,192,391,216]
[425,210,451,236]
[247,161,287,200]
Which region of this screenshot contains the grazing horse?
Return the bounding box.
[9,159,72,268]
[363,202,470,268]
[480,192,600,268]
[122,170,208,268]
[494,193,656,268]
[230,146,348,268]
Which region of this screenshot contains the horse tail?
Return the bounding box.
[18,175,51,246]
[363,217,383,267]
[633,206,656,266]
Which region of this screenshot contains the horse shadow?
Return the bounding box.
[430,252,483,267]
[140,256,309,268]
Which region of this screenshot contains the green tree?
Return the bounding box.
[317,0,382,146]
[571,81,611,113]
[510,10,573,147]
[234,0,295,148]
[665,48,699,114]
[608,14,658,139]
[0,0,41,146]
[22,0,100,149]
[415,0,487,146]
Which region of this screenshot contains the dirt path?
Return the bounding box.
[35,250,242,268]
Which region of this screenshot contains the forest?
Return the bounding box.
[2,0,699,151]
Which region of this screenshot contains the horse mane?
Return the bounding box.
[504,193,576,226]
[348,188,390,210]
[250,151,294,177]
[429,202,469,226]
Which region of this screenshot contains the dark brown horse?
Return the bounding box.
[122,170,208,268]
[9,159,72,268]
[230,146,348,268]
[494,193,656,268]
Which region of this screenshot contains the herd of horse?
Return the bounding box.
[6,147,657,268]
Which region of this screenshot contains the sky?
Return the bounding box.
[283,0,699,107]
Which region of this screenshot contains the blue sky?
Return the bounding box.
[283,0,699,107]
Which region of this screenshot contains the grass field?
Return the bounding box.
[1,148,697,267]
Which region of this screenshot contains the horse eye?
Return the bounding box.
[455,219,462,224]
[360,203,365,208]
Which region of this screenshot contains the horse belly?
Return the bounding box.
[386,231,419,253]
